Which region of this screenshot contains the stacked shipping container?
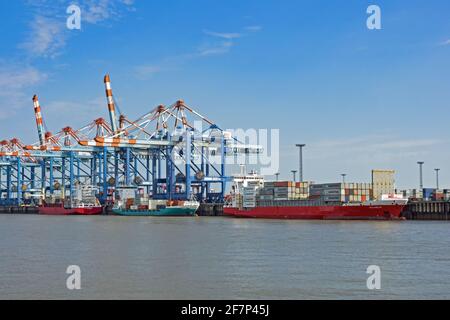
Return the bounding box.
[309,183,372,203]
[409,189,423,199]
[242,187,257,207]
[392,188,450,201]
[433,190,445,201]
[295,182,310,199]
[232,194,243,208]
[372,170,395,200]
[258,181,310,201]
[232,181,379,208]
[422,188,447,201]
[258,181,275,201]
[423,188,434,200]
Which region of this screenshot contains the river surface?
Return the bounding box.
[0,215,449,299]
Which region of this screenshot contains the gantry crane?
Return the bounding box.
[0,74,262,206]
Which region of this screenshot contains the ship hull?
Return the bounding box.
[224,204,405,220]
[112,206,198,217]
[39,205,103,215]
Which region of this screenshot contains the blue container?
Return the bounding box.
[423,188,435,199]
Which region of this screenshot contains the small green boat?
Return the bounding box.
[112,200,199,216]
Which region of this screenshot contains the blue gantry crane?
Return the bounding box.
[0,74,261,208]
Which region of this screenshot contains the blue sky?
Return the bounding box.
[0,0,449,188]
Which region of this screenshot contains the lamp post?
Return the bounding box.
[341,173,346,184]
[295,144,306,182]
[435,168,440,190]
[275,172,280,181]
[417,161,424,190]
[291,170,297,182]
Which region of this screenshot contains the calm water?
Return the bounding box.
[0,215,449,299]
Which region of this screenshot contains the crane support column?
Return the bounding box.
[69,152,74,206]
[185,131,192,200]
[102,147,108,203]
[49,157,54,195]
[61,157,66,199]
[125,147,131,186]
[104,75,118,133]
[17,159,22,205]
[32,95,46,147]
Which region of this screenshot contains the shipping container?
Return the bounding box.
[423,188,435,199]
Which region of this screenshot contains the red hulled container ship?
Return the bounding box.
[39,202,102,215]
[39,185,103,215]
[224,201,406,220]
[225,171,407,220]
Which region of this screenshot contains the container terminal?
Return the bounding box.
[0,74,447,220]
[0,74,260,216]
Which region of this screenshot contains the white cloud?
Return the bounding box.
[42,96,108,132]
[440,39,450,46]
[83,1,113,24]
[198,41,234,56]
[203,30,242,40]
[0,66,45,94]
[134,65,161,79]
[0,64,47,119]
[45,96,105,114]
[80,0,136,24]
[20,0,136,58]
[199,26,261,57]
[83,0,120,24]
[20,16,66,58]
[199,30,241,56]
[244,25,262,32]
[133,25,262,78]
